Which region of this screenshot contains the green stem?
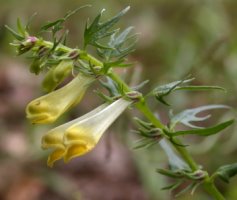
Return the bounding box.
[107,67,225,200]
[107,72,164,129]
[203,179,225,200]
[172,137,199,171]
[108,72,197,170]
[36,38,224,199]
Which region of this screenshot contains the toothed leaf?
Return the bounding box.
[170,120,234,137]
[170,104,230,129]
[152,77,225,106]
[84,6,130,49]
[98,27,137,60]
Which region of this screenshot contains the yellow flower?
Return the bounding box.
[26,74,93,124]
[41,98,131,167]
[41,104,107,167]
[42,60,73,92]
[63,98,131,162]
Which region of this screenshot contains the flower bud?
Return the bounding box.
[42,60,73,92]
[26,74,93,124]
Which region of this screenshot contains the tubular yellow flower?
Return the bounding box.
[63,98,131,162]
[41,104,108,167]
[42,60,73,92]
[26,74,93,124]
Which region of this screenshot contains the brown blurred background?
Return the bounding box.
[1,0,237,199]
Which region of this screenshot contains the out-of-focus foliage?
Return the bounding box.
[1,0,237,200]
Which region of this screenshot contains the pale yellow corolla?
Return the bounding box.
[26,74,93,124]
[41,98,131,167]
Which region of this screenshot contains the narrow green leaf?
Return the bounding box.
[41,19,64,31]
[112,62,133,68]
[176,85,226,92]
[131,80,149,91]
[17,18,26,37]
[171,120,234,137]
[175,182,197,198]
[216,163,237,183]
[155,95,170,106]
[156,168,183,179]
[134,117,153,130]
[26,12,37,31]
[161,181,183,191]
[64,5,91,19]
[190,182,202,195]
[5,25,25,41]
[133,138,158,149]
[94,90,114,103]
[170,137,189,147]
[41,5,90,33]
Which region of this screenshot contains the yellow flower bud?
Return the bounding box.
[42,60,73,92]
[26,74,93,124]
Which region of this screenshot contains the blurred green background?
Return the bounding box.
[1,0,237,199]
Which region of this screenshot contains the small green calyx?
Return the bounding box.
[126,91,142,102]
[16,36,38,55]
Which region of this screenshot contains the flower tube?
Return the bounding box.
[41,103,108,167]
[63,98,131,163]
[26,74,93,124]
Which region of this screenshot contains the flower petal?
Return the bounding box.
[47,148,65,167]
[65,98,131,142]
[64,141,94,163]
[41,103,108,166]
[62,98,131,162]
[42,131,65,150]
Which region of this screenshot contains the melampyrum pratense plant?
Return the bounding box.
[6,5,237,199]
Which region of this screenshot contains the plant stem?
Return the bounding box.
[172,137,199,170]
[36,38,225,199]
[108,71,198,170]
[108,72,225,200]
[203,179,225,200]
[107,73,165,129]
